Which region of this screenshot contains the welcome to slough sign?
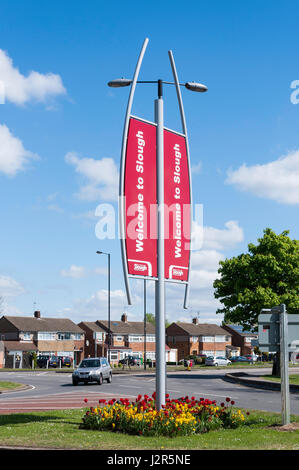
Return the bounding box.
[124,116,191,283]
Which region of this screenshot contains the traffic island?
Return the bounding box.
[224,372,299,393]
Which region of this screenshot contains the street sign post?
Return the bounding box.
[258,305,299,425]
[111,38,206,410]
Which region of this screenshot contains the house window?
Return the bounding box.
[115,336,123,342]
[146,335,155,342]
[215,335,226,342]
[22,332,31,341]
[146,351,156,359]
[58,332,71,340]
[202,350,215,356]
[128,335,143,342]
[172,336,176,345]
[201,336,214,342]
[38,332,56,341]
[74,333,83,340]
[109,351,118,360]
[191,336,198,343]
[94,332,103,342]
[216,350,225,356]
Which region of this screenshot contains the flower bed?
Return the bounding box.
[81,393,249,436]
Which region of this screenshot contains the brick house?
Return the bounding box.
[166,318,232,361]
[97,313,157,364]
[221,324,258,356]
[0,311,85,367]
[78,321,107,358]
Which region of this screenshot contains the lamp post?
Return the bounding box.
[96,251,111,363]
[108,59,207,410]
[144,279,147,370]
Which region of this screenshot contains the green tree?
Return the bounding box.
[213,228,299,330]
[146,313,155,325]
[146,313,170,328]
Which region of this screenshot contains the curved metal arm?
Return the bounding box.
[119,38,149,305]
[168,50,193,310]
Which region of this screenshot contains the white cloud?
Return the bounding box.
[94,267,107,276]
[65,152,119,202]
[60,265,86,279]
[192,161,202,174]
[192,220,244,251]
[48,204,64,213]
[191,250,224,271]
[0,49,66,106]
[226,149,299,205]
[67,288,139,322]
[0,124,38,176]
[0,275,25,297]
[60,265,107,279]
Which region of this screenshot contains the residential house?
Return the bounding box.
[0,311,85,368]
[78,321,107,358]
[166,318,232,361]
[221,324,258,356]
[96,313,177,364]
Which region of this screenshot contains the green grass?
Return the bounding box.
[260,374,299,385]
[0,409,298,450]
[0,381,24,391]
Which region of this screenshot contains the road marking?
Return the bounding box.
[118,385,143,389]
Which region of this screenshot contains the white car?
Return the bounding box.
[205,356,231,367]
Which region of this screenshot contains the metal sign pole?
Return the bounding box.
[280,304,290,425]
[155,80,166,410]
[144,279,147,370]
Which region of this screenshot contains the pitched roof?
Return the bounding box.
[3,341,38,351]
[97,320,155,335]
[1,316,84,333]
[222,324,257,336]
[169,322,231,336]
[78,322,106,333]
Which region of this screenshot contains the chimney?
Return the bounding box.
[34,310,41,319]
[192,317,198,325]
[121,313,128,323]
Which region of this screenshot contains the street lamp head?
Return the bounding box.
[107,78,132,88]
[185,82,208,93]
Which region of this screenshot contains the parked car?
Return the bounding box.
[230,356,253,364]
[36,355,50,368]
[205,356,231,367]
[244,354,258,362]
[119,356,142,366]
[48,356,59,368]
[57,356,72,367]
[72,357,112,385]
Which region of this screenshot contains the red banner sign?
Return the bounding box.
[124,117,191,282]
[124,117,157,278]
[164,129,191,281]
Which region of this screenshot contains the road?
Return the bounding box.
[0,368,299,415]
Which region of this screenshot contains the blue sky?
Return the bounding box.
[0,0,299,325]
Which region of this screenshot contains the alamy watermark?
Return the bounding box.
[94,199,204,251]
[290,80,299,104]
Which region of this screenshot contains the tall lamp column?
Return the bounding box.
[96,251,111,362]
